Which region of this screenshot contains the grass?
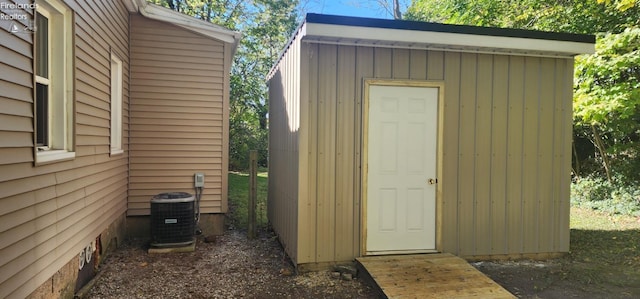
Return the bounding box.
[227,170,268,230]
[567,207,640,291]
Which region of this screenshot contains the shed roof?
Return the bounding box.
[269,13,595,78]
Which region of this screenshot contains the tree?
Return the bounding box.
[405,0,640,184]
[574,28,640,182]
[405,0,639,34]
[151,0,300,170]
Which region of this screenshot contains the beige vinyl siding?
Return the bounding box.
[0,1,130,298]
[268,35,301,263]
[269,42,574,266]
[128,15,228,216]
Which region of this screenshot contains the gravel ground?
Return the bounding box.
[85,229,378,299]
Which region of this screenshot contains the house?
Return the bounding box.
[0,0,239,297]
[267,13,595,270]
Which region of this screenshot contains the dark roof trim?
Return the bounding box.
[305,13,595,44]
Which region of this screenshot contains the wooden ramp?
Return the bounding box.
[356,253,515,299]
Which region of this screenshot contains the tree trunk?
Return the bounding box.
[591,125,612,183]
[572,138,580,177]
[393,0,402,19]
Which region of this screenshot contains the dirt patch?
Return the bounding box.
[85,229,378,298]
[474,258,640,298]
[473,230,640,298]
[87,208,640,298]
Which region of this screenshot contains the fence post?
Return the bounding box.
[248,150,258,239]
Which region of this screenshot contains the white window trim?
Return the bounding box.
[35,0,75,164]
[37,149,76,163]
[110,53,123,156]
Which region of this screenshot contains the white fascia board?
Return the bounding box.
[305,23,595,56]
[124,1,138,13]
[131,0,241,54]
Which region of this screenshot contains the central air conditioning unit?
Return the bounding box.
[150,192,195,247]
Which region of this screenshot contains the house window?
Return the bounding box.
[34,0,74,163]
[110,53,123,155]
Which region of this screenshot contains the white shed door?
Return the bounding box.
[366,85,438,254]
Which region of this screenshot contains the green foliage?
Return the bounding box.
[405,0,640,34]
[229,0,299,170]
[227,172,269,230]
[574,28,640,125]
[151,0,300,170]
[571,176,640,216]
[574,28,640,182]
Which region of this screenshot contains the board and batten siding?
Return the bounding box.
[128,15,229,216]
[268,42,573,266]
[0,0,130,297]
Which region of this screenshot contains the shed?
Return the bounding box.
[267,13,595,270]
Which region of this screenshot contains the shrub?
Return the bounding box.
[571,176,640,216]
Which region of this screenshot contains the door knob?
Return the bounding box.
[428,178,437,185]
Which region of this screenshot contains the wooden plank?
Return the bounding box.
[522,57,540,253]
[441,52,461,254]
[506,56,525,253]
[490,55,509,254]
[474,54,493,255]
[357,254,514,299]
[457,53,477,256]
